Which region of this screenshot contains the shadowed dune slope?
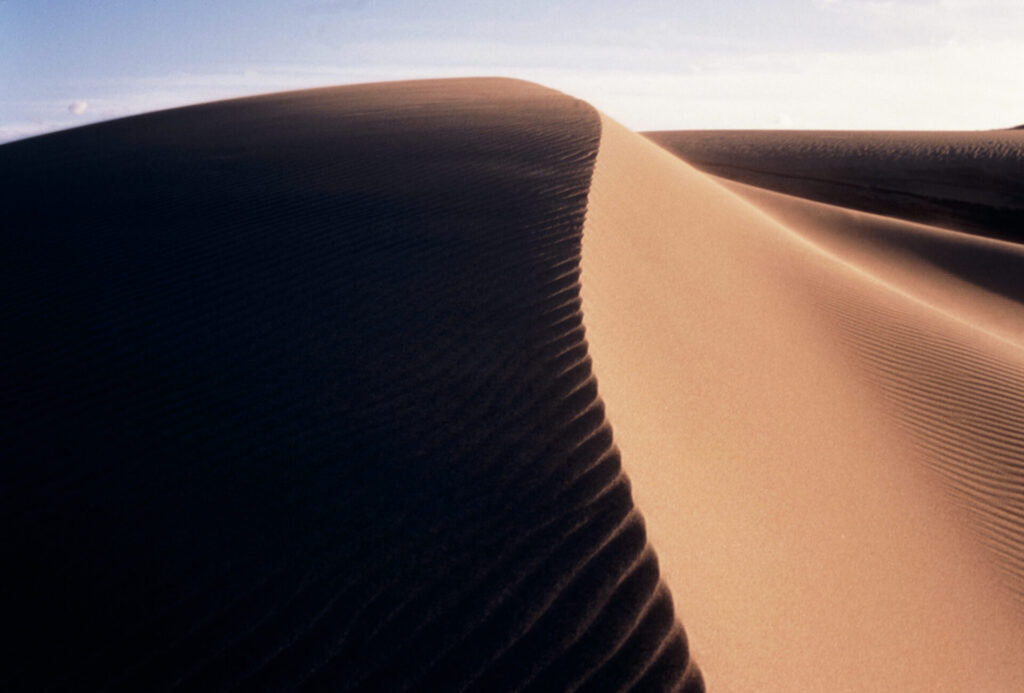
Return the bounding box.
[646,129,1024,242]
[0,79,702,692]
[582,115,1024,691]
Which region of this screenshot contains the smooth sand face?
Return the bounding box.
[715,172,1024,618]
[581,114,1024,691]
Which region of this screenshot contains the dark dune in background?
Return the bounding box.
[646,129,1024,242]
[1,79,702,692]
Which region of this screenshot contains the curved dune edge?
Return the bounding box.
[716,178,1024,349]
[1,79,705,692]
[581,114,1024,691]
[644,129,1024,243]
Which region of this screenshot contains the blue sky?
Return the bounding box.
[4,0,1024,142]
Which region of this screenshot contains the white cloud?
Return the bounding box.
[4,29,1024,144]
[68,100,88,115]
[518,38,1024,130]
[829,0,1024,43]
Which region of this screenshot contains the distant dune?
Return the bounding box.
[4,78,1024,692]
[646,129,1024,242]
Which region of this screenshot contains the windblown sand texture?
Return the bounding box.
[4,77,1024,692]
[1,80,700,692]
[584,118,1024,691]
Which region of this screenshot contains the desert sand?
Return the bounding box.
[646,128,1024,242]
[1,79,700,692]
[4,77,1024,691]
[584,117,1024,690]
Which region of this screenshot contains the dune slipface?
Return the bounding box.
[711,177,1024,607]
[655,138,1024,614]
[582,116,1024,691]
[0,80,702,691]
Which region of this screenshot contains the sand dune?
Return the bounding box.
[715,179,1024,346]
[646,129,1024,242]
[1,79,700,692]
[4,77,1024,692]
[712,180,1024,599]
[582,117,1024,690]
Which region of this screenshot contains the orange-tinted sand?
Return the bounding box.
[6,77,1024,691]
[582,115,1024,691]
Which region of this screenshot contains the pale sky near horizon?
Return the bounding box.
[3,0,1024,142]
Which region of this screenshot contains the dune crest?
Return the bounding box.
[7,75,1024,691]
[647,129,1024,243]
[581,114,1024,691]
[1,79,703,692]
[716,179,1024,349]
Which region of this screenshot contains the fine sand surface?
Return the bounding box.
[646,129,1024,242]
[1,79,700,691]
[582,116,1024,690]
[709,180,1024,604]
[5,77,1024,692]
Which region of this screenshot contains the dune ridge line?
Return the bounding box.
[580,112,1024,692]
[1,79,702,692]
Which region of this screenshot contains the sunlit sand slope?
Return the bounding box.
[0,79,702,692]
[646,129,1024,242]
[718,180,1024,610]
[583,115,1024,691]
